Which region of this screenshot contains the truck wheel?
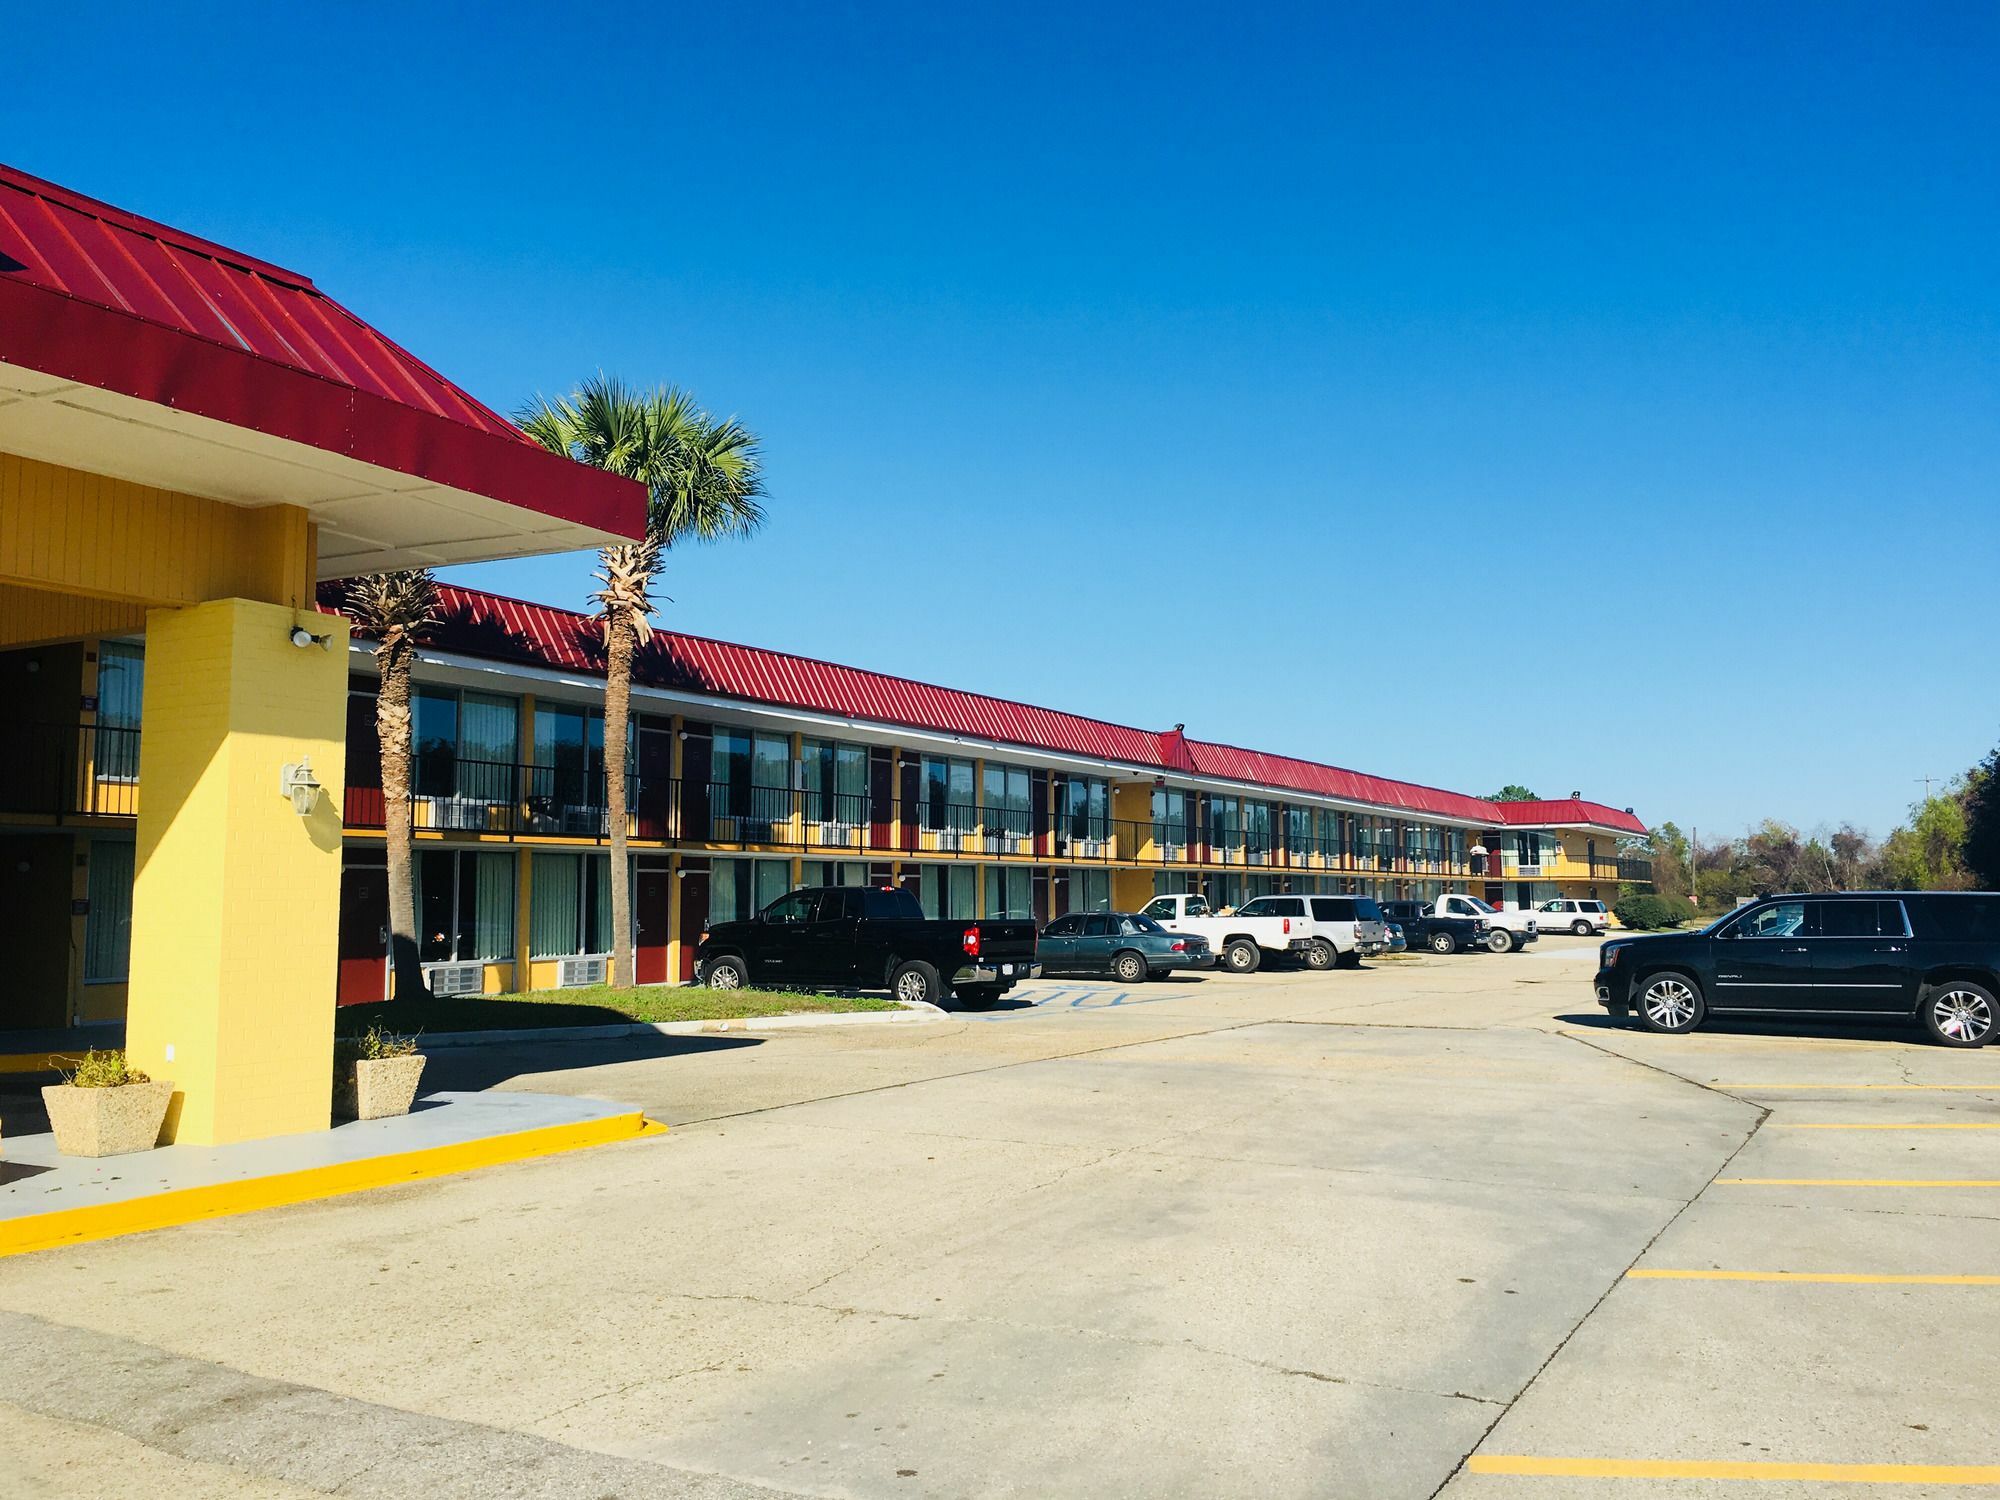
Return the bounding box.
[890,960,942,1006]
[1487,929,1514,954]
[1635,971,1705,1034]
[1920,981,1994,1047]
[1223,939,1261,974]
[954,983,1002,1011]
[1570,920,1592,936]
[1429,931,1457,955]
[1303,939,1335,971]
[702,955,748,990]
[1112,950,1148,984]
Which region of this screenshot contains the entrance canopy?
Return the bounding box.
[0,163,643,577]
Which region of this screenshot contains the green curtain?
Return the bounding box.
[530,854,579,957]
[85,840,135,981]
[473,852,515,961]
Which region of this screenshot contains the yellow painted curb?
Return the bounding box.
[1468,1456,2000,1483]
[1629,1269,2000,1285]
[0,1112,665,1259]
[1718,1177,2000,1188]
[1778,1122,2000,1130]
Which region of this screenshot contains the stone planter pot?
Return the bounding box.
[41,1080,174,1158]
[334,1054,426,1121]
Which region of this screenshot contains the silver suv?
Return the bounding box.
[1538,897,1609,935]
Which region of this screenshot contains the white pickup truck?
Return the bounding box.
[1138,892,1317,974]
[1434,892,1539,953]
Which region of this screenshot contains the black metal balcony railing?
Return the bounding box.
[334,764,1495,878]
[0,722,143,819]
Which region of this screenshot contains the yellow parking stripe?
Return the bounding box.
[1467,1456,2000,1483]
[1717,1083,1999,1091]
[1778,1122,2000,1130]
[1717,1177,2000,1188]
[1628,1269,2000,1285]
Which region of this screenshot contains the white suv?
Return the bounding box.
[1538,898,1609,935]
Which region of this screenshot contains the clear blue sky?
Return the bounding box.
[7,1,1995,840]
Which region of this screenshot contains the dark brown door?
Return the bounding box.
[677,868,710,982]
[636,869,671,984]
[337,865,389,1005]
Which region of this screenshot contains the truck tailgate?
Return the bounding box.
[971,919,1038,961]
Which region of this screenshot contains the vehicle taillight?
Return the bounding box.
[1283,918,1291,934]
[1171,940,1187,952]
[962,926,981,957]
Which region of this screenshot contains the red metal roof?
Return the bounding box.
[330,583,1647,831]
[0,162,641,537]
[1492,798,1648,835]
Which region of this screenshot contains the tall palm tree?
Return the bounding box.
[519,377,765,989]
[346,569,441,1003]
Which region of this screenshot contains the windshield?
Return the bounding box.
[1458,896,1497,914]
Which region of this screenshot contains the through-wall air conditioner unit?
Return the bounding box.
[558,956,608,988]
[933,829,965,852]
[814,821,859,848]
[421,797,490,832]
[1074,838,1105,858]
[424,963,484,997]
[1516,864,1544,878]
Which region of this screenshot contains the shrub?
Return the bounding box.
[64,1048,149,1088]
[1614,893,1697,930]
[335,1025,420,1064]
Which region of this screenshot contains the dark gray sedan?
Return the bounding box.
[1038,911,1216,982]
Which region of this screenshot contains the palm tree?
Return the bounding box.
[519,377,765,989]
[346,570,441,1003]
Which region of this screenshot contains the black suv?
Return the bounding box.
[1595,892,1999,1047]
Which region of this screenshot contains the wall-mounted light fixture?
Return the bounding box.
[289,626,332,651]
[280,756,323,816]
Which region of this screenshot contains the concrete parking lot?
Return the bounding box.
[4,937,1997,1498]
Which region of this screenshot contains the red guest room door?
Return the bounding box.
[337,863,389,1004]
[636,869,672,984]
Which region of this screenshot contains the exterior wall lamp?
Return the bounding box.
[280,756,323,816]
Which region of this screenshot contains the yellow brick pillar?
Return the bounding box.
[124,597,349,1145]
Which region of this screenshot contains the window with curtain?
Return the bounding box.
[1069,867,1110,912]
[95,641,144,781]
[1210,796,1241,853]
[982,763,1033,839]
[535,704,605,814]
[1244,800,1272,856]
[529,852,609,957]
[1152,787,1188,853]
[458,692,518,803]
[417,850,517,963]
[922,756,975,833]
[1061,777,1109,841]
[984,864,1032,919]
[802,737,867,827]
[712,730,790,827]
[84,840,135,982]
[412,688,459,797]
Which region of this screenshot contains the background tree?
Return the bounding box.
[520,378,765,990]
[1486,785,1538,802]
[1961,745,2000,888]
[346,570,440,1002]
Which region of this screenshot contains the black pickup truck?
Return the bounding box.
[1597,891,1999,1047]
[1379,899,1490,956]
[695,885,1041,1010]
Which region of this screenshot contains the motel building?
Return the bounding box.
[0,164,1653,1113]
[0,163,645,1145]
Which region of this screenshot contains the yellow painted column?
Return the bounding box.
[515,846,536,987]
[124,598,349,1145]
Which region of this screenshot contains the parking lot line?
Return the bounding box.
[1466,1456,2000,1483]
[1717,1177,2000,1188]
[1715,1084,2000,1091]
[1777,1122,2000,1130]
[1627,1269,2000,1284]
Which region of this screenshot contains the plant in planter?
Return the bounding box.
[333,1026,426,1121]
[42,1048,174,1158]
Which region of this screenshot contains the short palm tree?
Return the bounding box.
[346,569,441,1003]
[519,377,765,989]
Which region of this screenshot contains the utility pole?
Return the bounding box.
[1689,825,1698,908]
[1916,774,1937,802]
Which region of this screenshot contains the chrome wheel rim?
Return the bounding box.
[1432,935,1452,953]
[1307,943,1331,969]
[1229,947,1253,970]
[709,962,742,991]
[1643,978,1697,1029]
[1117,956,1142,981]
[896,971,930,1003]
[1933,989,1993,1043]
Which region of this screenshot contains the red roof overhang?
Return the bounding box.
[0,164,643,568]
